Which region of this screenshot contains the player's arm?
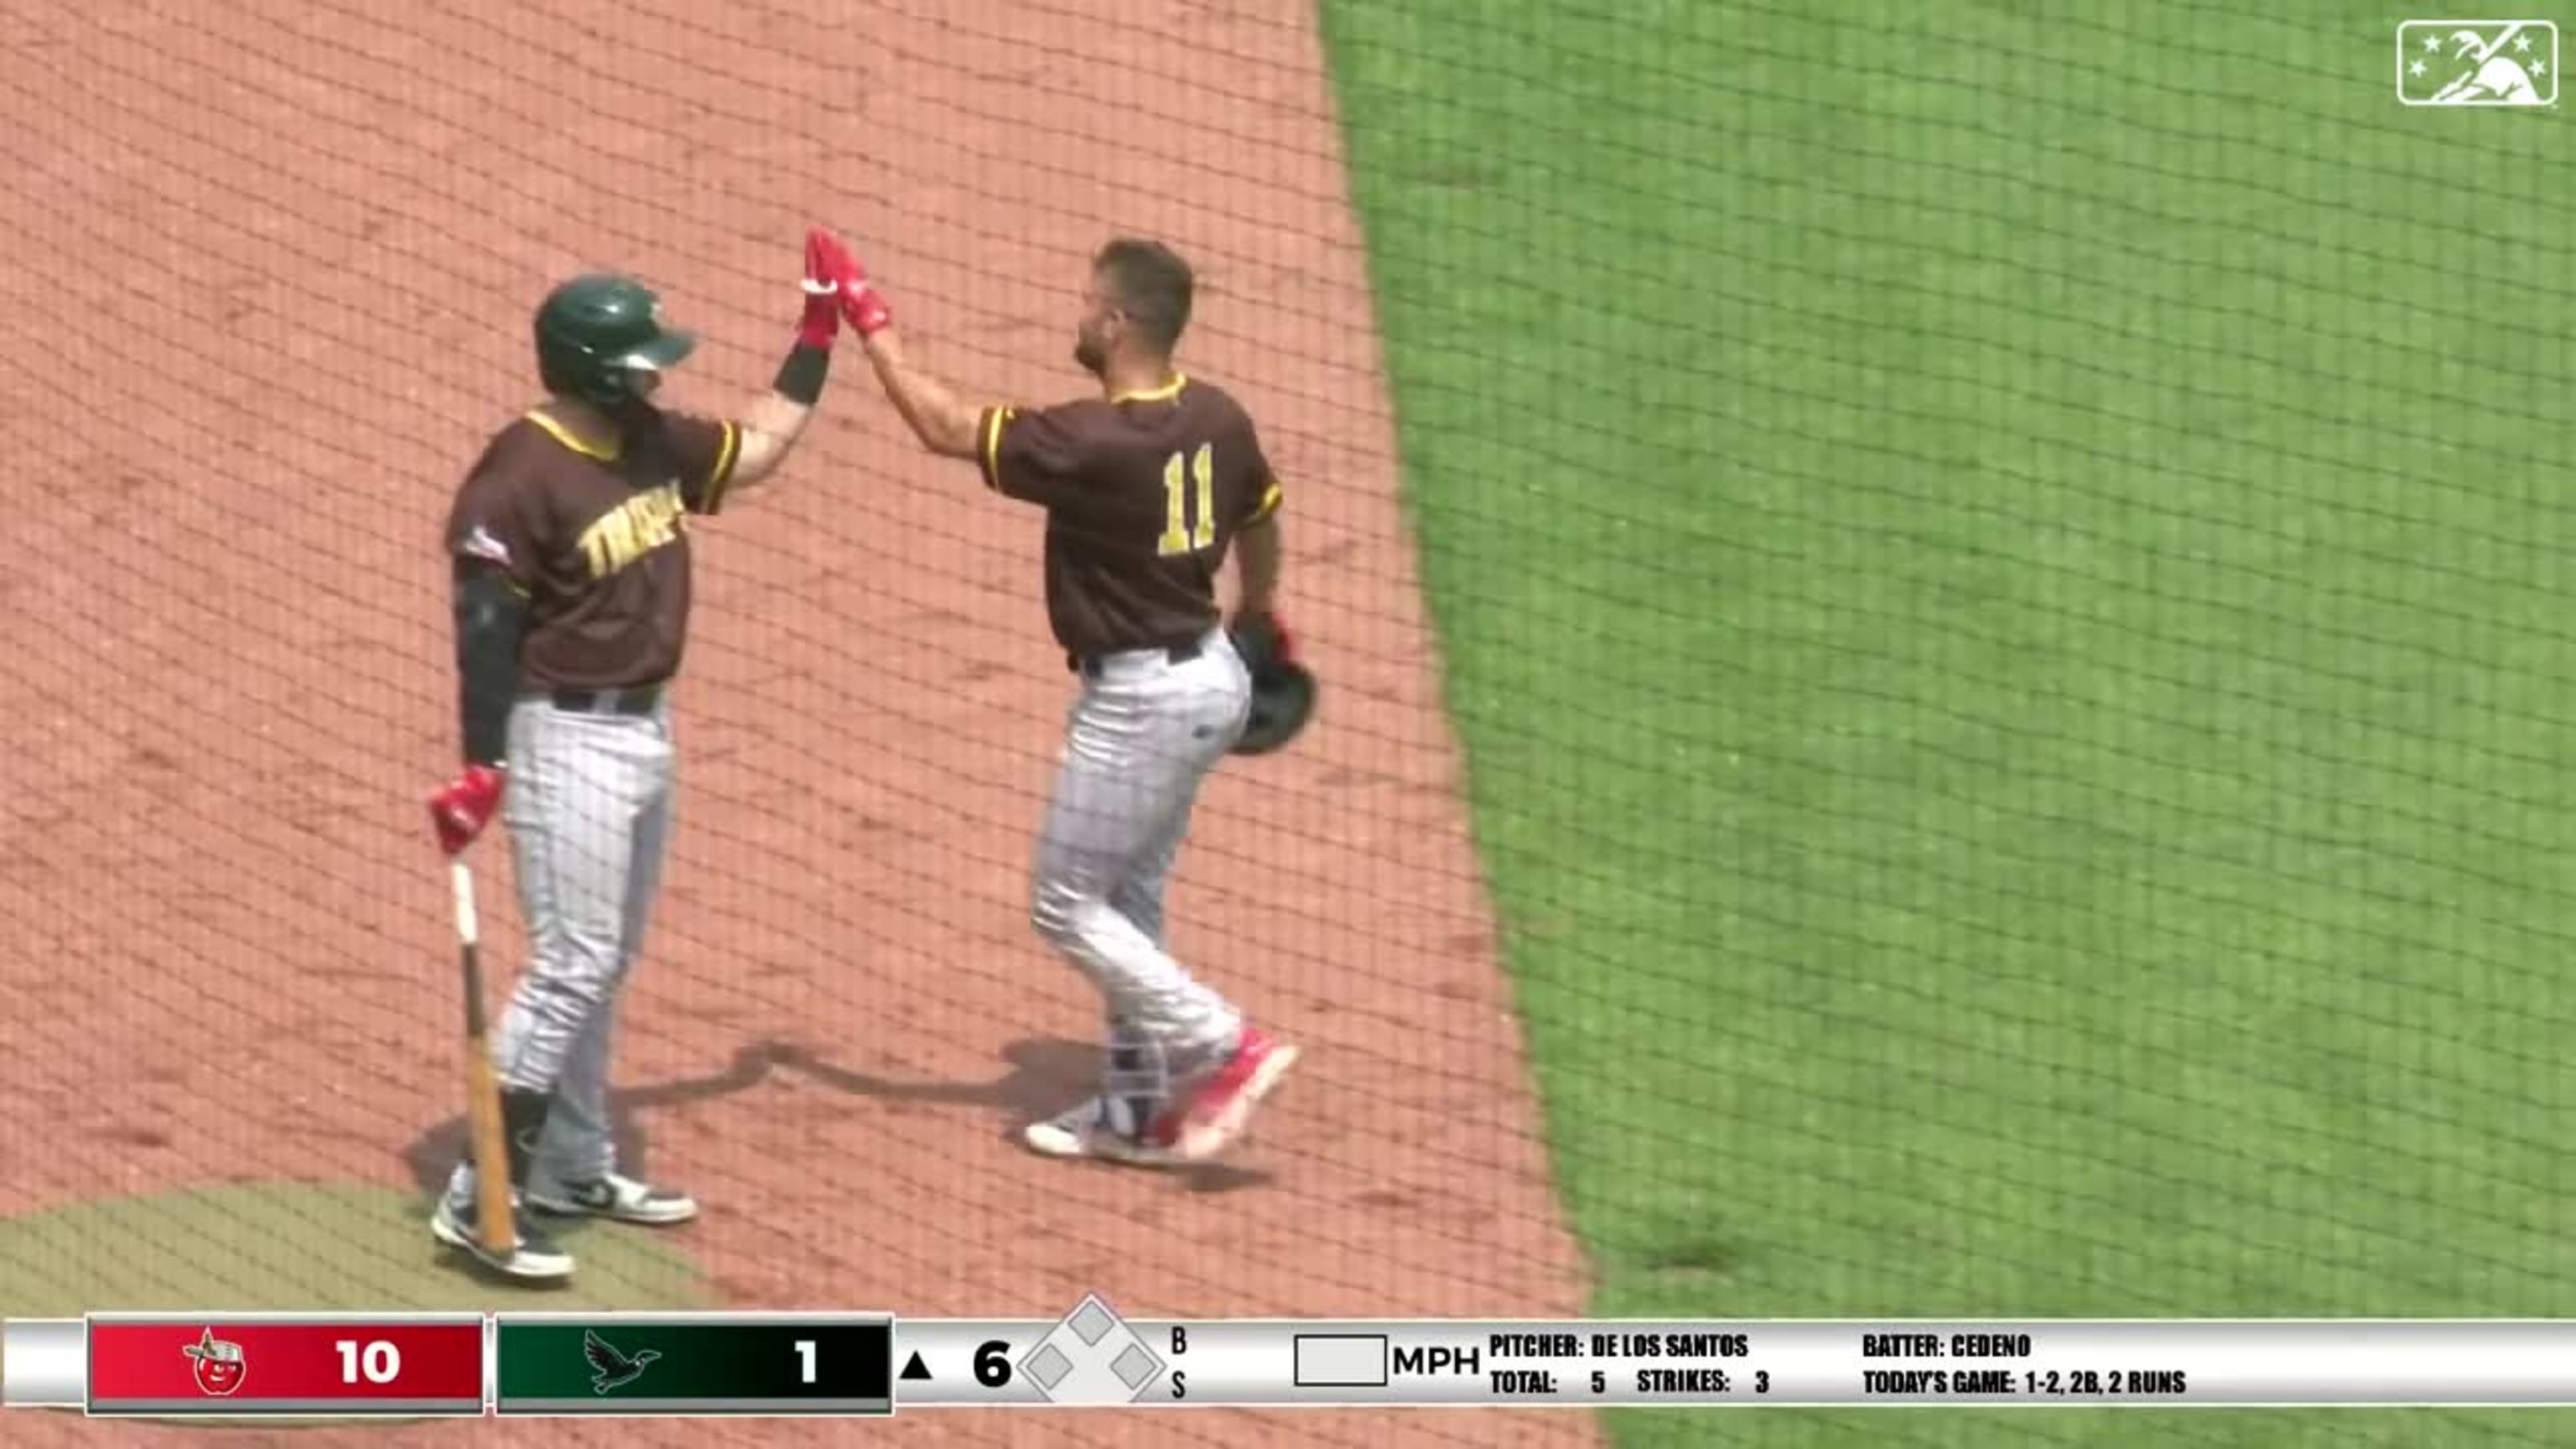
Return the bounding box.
[1234,507,1282,617]
[820,248,986,461]
[427,490,535,856]
[449,559,527,769]
[1223,471,1309,754]
[710,229,865,498]
[1231,428,1287,619]
[1224,497,1304,735]
[857,327,982,460]
[724,386,822,489]
[856,320,1090,506]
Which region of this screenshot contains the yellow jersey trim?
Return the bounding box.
[979,406,1013,490]
[522,408,620,461]
[701,420,743,512]
[1110,373,1187,405]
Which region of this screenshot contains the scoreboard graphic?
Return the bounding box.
[12,1301,2576,1414]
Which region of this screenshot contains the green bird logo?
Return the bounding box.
[583,1329,662,1394]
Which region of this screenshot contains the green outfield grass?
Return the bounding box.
[1319,3,2576,1445]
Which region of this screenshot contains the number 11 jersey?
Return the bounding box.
[976,374,1284,660]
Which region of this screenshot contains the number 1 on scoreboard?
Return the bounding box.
[796,1339,816,1384]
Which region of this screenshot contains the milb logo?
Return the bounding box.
[2396,19,2558,106]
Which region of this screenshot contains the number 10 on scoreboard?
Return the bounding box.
[335,1337,402,1384]
[84,1313,485,1416]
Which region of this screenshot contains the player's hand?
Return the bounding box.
[1229,610,1296,672]
[798,227,853,350]
[1226,611,1317,756]
[830,241,894,340]
[428,764,506,856]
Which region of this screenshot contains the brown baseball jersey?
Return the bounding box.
[974,374,1283,660]
[444,406,742,691]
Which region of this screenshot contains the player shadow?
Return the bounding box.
[397,1038,791,1201]
[397,1036,1275,1206]
[773,1037,1276,1195]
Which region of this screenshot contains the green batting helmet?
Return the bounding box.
[533,273,697,408]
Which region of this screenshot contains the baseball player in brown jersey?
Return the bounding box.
[839,236,1300,1166]
[421,230,867,1280]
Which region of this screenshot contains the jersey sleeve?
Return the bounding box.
[1234,414,1283,527]
[976,401,1093,506]
[444,452,541,596]
[662,412,745,516]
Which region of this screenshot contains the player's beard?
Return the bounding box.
[1073,313,1115,377]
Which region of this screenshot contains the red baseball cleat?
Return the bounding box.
[1154,1026,1300,1162]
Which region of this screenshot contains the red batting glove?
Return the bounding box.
[832,243,894,340]
[797,227,849,350]
[428,765,506,856]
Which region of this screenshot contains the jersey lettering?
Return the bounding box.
[577,482,687,580]
[1157,444,1218,557]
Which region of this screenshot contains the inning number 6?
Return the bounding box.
[1158,444,1217,557]
[335,1339,400,1385]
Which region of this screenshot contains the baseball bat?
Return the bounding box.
[451,860,519,1259]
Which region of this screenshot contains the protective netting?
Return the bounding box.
[1326,3,2576,1446]
[3,3,2572,1448]
[0,0,1574,1445]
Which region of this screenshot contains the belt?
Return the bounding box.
[1070,639,1202,678]
[547,684,664,715]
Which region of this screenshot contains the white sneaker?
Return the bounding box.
[430,1196,577,1280]
[525,1171,699,1226]
[1022,1098,1180,1166]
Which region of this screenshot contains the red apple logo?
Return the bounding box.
[183,1328,245,1396]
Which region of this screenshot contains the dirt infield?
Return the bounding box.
[0,1,1592,1445]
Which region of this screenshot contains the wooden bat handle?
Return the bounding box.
[452,861,518,1258]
